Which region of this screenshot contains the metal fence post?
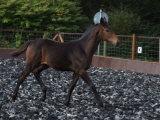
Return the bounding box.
[97,45,100,55]
[103,41,107,56]
[132,34,136,60]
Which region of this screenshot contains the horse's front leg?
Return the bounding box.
[80,70,103,108]
[64,72,79,106]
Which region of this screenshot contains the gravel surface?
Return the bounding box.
[0,58,160,120]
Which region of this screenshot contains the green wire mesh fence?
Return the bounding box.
[1,29,160,62]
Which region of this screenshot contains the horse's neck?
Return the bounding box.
[80,28,100,58]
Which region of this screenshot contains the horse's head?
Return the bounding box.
[98,17,120,47]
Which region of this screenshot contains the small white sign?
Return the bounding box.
[138,47,142,53]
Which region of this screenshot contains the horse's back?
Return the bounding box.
[31,38,58,47]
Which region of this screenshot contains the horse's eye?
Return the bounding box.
[106,30,109,32]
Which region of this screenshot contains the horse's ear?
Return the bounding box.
[100,17,107,26]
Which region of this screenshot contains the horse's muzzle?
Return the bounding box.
[115,41,120,47]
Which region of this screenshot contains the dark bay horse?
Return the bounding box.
[11,17,119,107]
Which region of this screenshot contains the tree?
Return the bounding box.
[107,5,141,35]
[50,0,89,32]
[78,0,160,36]
[0,0,89,32]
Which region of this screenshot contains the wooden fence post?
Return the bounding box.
[159,39,160,63]
[132,34,136,60]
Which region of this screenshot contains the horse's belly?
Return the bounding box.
[47,60,73,71]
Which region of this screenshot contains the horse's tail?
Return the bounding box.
[10,41,33,57]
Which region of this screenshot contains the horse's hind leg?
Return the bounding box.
[33,64,49,101]
[64,72,79,106]
[12,66,32,102]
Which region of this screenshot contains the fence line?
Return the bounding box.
[0,29,160,62]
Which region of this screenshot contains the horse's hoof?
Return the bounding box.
[99,105,105,110]
[40,97,46,101]
[12,98,15,102]
[98,102,104,108]
[64,101,70,107]
[11,95,16,102]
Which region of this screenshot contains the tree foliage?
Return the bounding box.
[0,0,89,32]
[0,0,160,36]
[50,0,89,32]
[78,0,160,36]
[107,5,141,35]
